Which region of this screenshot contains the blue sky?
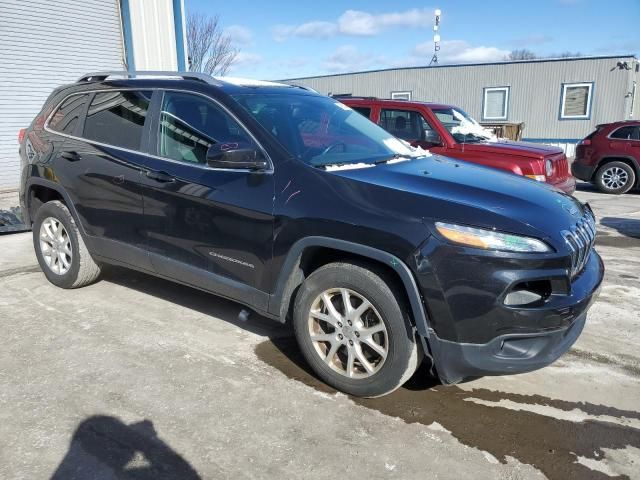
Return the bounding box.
[185,0,640,80]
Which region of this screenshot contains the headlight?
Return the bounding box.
[545,159,554,177]
[435,222,551,253]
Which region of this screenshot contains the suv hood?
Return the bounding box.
[459,140,564,159]
[329,155,584,243]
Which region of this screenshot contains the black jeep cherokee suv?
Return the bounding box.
[19,71,603,397]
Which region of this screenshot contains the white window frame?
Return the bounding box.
[560,82,593,120]
[482,86,510,121]
[391,91,412,101]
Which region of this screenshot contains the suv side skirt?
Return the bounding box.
[268,237,432,338]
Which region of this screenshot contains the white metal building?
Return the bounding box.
[0,0,188,192]
[286,55,640,157]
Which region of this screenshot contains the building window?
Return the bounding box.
[391,91,411,101]
[560,82,593,120]
[482,87,509,121]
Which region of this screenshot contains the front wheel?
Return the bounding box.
[594,161,636,194]
[293,262,420,397]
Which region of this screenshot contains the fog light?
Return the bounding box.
[504,290,543,306]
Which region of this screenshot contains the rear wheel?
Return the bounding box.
[33,200,101,288]
[594,161,635,194]
[293,262,420,397]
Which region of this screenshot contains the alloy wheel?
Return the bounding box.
[39,217,72,275]
[602,166,629,190]
[308,288,388,379]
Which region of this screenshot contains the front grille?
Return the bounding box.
[561,208,596,277]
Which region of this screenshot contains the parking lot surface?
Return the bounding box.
[1,183,639,480]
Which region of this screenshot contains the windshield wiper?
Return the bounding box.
[373,153,423,164]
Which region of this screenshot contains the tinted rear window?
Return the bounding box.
[83,91,152,150]
[49,94,90,135]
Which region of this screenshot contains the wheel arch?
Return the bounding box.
[25,179,86,234]
[594,156,640,183]
[268,237,432,338]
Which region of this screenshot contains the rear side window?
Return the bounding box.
[351,106,372,118]
[379,109,422,141]
[83,90,152,150]
[48,94,90,135]
[610,126,640,140]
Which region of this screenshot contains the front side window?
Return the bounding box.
[483,87,509,121]
[379,109,423,141]
[158,92,253,165]
[233,93,424,167]
[560,83,593,119]
[49,94,90,135]
[83,90,152,150]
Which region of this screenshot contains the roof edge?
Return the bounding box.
[280,54,638,82]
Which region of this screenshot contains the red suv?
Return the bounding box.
[572,121,640,194]
[338,97,576,194]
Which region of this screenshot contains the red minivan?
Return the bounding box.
[339,97,576,194]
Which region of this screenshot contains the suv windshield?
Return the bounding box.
[431,107,494,144]
[233,93,426,167]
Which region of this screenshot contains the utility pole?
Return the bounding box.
[429,9,441,66]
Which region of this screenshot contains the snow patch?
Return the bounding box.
[325,163,375,171]
[451,109,497,141]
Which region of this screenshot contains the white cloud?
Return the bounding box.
[231,52,263,70]
[224,25,253,46]
[273,7,433,41]
[413,40,510,63]
[324,45,385,73]
[273,21,337,42]
[338,8,432,36]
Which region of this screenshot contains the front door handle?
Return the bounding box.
[146,170,176,183]
[60,151,81,161]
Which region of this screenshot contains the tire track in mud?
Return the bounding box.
[256,337,640,480]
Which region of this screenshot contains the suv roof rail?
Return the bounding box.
[331,93,379,100]
[76,71,224,86]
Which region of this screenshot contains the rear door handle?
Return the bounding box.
[60,151,81,162]
[146,170,176,183]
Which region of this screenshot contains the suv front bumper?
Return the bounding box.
[415,239,604,384]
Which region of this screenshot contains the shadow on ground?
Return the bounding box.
[51,416,201,480]
[257,337,640,480]
[600,217,640,240]
[576,182,640,196]
[101,266,289,338]
[96,267,640,479]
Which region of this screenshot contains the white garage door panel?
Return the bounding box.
[0,0,124,191]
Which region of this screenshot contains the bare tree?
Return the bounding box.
[187,13,238,76]
[506,49,537,61]
[556,51,583,58]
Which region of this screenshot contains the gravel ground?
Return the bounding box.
[0,182,638,480]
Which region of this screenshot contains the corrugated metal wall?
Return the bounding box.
[128,0,178,71]
[287,57,637,142]
[0,0,125,191]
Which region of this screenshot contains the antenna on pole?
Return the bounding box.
[429,9,441,66]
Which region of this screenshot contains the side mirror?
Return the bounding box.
[421,129,442,147]
[206,142,268,171]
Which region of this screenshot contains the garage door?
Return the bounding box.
[0,0,125,191]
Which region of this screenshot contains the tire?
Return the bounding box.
[293,262,420,397]
[594,161,636,194]
[33,200,101,289]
